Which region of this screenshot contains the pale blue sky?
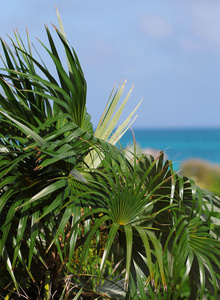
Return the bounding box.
[1,0,220,128]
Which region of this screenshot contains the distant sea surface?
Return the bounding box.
[119,128,220,170]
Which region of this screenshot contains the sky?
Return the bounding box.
[0,0,220,128]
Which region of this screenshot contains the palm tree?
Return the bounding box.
[0,11,220,300]
[0,13,139,299]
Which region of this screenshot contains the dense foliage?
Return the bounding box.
[0,13,220,300]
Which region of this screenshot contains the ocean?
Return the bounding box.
[118,128,220,171]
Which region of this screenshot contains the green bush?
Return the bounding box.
[181,159,220,196]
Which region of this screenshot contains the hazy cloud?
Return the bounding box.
[95,41,115,57]
[140,15,171,39]
[184,1,220,50]
[180,38,202,52]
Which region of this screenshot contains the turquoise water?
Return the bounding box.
[119,128,220,170]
